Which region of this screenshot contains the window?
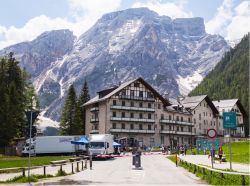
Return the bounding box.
[161,114,164,120]
[147,92,153,98]
[214,121,216,126]
[181,127,183,132]
[113,100,116,105]
[169,126,171,130]
[177,126,179,131]
[194,110,196,114]
[139,113,143,119]
[158,104,161,109]
[122,123,125,129]
[169,115,172,120]
[203,112,205,116]
[204,103,206,107]
[181,117,183,122]
[130,113,134,118]
[131,101,134,107]
[139,91,143,97]
[176,116,179,121]
[139,102,143,107]
[148,113,151,119]
[194,128,196,133]
[199,123,201,129]
[121,89,126,95]
[210,121,212,126]
[130,124,134,130]
[113,112,116,117]
[122,112,125,118]
[130,90,134,97]
[122,101,125,106]
[204,120,206,124]
[188,118,191,122]
[161,136,164,144]
[148,103,151,108]
[206,112,207,116]
[194,118,196,124]
[148,125,151,130]
[199,114,201,120]
[161,125,164,130]
[134,83,139,87]
[139,124,143,130]
[188,127,191,132]
[112,123,116,129]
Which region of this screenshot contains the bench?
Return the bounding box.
[50,160,67,165]
[69,157,82,162]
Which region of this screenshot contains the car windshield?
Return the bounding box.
[89,142,104,148]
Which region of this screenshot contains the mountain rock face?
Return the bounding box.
[0,8,229,121]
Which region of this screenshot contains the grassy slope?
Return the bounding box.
[187,141,249,164]
[0,156,72,169]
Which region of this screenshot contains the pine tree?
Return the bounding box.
[0,53,38,147]
[60,84,83,135]
[79,80,90,134]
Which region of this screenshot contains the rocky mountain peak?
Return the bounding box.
[0,8,229,121]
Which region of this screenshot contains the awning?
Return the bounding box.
[113,142,121,147]
[71,136,89,145]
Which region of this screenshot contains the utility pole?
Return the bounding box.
[28,110,32,183]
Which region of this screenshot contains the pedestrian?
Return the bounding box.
[218,146,223,163]
[184,144,187,155]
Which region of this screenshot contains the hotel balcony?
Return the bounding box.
[119,95,155,102]
[90,107,99,112]
[160,130,194,136]
[110,117,155,123]
[160,119,193,126]
[90,118,99,123]
[110,128,155,134]
[110,105,155,112]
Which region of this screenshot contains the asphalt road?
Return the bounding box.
[37,154,207,186]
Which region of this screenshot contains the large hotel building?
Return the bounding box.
[83,78,247,147]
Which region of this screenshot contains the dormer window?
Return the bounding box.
[134,83,140,87]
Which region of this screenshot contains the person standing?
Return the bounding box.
[218,146,223,163]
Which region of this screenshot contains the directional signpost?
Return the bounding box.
[223,112,237,170]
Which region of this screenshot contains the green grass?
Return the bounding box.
[186,141,250,164]
[223,141,249,164]
[0,156,73,169]
[167,155,249,185]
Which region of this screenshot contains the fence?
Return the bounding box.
[178,159,249,185]
[0,159,89,182]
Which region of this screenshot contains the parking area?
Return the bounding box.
[37,153,207,185]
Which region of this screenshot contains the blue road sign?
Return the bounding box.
[223,112,237,129]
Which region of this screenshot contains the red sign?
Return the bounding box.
[207,128,217,138]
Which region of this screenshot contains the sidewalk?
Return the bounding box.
[179,155,250,173]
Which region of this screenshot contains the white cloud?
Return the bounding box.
[132,0,192,18]
[206,0,250,41]
[0,0,121,49]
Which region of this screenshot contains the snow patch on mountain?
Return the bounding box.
[177,71,203,95]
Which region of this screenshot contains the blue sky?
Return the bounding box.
[0,0,249,49]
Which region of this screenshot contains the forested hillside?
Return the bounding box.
[189,34,249,136]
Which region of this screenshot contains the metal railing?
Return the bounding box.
[110,117,155,123]
[110,128,155,133]
[110,105,155,112]
[160,119,193,126]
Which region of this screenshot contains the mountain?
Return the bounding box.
[0,8,229,121]
[189,34,249,113]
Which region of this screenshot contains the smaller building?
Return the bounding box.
[213,99,247,137]
[180,95,220,138]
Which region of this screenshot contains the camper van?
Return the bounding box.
[88,134,114,157]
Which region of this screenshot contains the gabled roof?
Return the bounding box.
[83,77,171,107]
[213,99,247,117]
[181,95,219,116]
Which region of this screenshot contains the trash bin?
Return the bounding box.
[132,154,136,165]
[134,153,141,168]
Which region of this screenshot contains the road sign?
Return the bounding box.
[223,112,237,129]
[196,138,220,151]
[207,128,217,138]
